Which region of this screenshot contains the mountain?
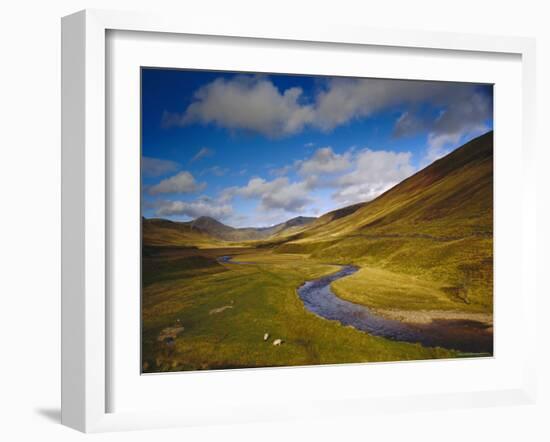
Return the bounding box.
[142,217,226,247]
[287,131,493,243]
[142,215,317,245]
[188,216,248,240]
[189,215,317,241]
[266,216,318,238]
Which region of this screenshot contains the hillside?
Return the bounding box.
[277,131,494,317]
[287,131,492,243]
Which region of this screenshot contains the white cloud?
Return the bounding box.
[333,149,416,205]
[225,176,313,212]
[190,147,214,162]
[424,132,462,163]
[430,93,491,137]
[313,78,443,131]
[269,164,293,177]
[163,76,491,163]
[142,156,179,177]
[423,123,488,165]
[163,76,315,137]
[390,85,492,165]
[298,147,351,176]
[218,144,416,213]
[154,197,233,220]
[148,171,206,195]
[235,177,284,198]
[260,181,313,212]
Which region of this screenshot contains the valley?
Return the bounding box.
[142,132,494,373]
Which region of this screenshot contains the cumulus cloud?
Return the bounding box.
[390,83,492,165]
[297,147,351,176]
[269,164,294,177]
[190,147,214,163]
[218,143,417,213]
[154,197,233,220]
[163,76,315,137]
[162,75,491,160]
[142,156,179,177]
[332,149,416,205]
[423,132,464,163]
[422,124,488,165]
[424,95,490,161]
[234,177,282,198]
[260,181,313,212]
[393,86,492,160]
[431,92,491,136]
[314,78,444,131]
[224,176,313,212]
[148,171,206,195]
[316,78,492,142]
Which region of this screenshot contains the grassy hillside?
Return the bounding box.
[276,132,493,320]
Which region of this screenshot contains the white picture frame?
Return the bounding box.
[61,9,537,433]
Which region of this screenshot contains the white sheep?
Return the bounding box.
[273,339,283,346]
[263,333,269,341]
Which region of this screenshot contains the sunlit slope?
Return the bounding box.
[277,131,494,314]
[287,131,492,242]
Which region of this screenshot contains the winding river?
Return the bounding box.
[219,256,493,354]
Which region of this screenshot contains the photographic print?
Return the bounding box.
[141,68,493,373]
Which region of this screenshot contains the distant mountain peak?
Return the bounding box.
[194,215,217,222]
[282,216,317,228]
[191,216,224,226]
[143,214,317,243]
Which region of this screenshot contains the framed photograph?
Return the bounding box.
[61,9,537,432]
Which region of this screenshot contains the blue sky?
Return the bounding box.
[141,69,493,227]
